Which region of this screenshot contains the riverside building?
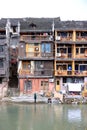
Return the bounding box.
[0,18,87,97]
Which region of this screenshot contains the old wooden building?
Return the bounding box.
[0,19,20,97]
[18,19,87,96]
[54,21,87,96]
[0,20,9,97]
[18,18,55,95]
[0,17,87,97]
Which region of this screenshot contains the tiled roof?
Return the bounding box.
[0,17,87,31]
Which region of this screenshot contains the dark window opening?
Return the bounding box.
[12,26,17,33]
[76,32,80,37]
[63,78,67,83]
[80,64,87,71]
[61,32,67,37]
[80,48,85,53]
[24,80,32,91]
[34,43,39,46]
[29,23,36,28]
[76,48,79,54]
[0,78,2,84]
[57,48,67,53]
[57,80,59,85]
[0,46,3,52]
[81,32,87,37]
[0,59,3,68]
[75,65,78,71]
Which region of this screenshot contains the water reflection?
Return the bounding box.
[68,109,81,122]
[0,103,87,130]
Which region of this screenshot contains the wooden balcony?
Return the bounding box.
[55,70,87,76]
[61,36,73,41]
[56,53,87,59]
[20,35,53,42]
[19,69,53,77]
[55,70,68,76]
[56,53,72,58]
[75,54,87,59]
[76,36,87,42]
[19,52,54,59]
[56,36,73,42]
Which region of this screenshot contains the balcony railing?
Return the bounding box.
[20,35,53,42]
[19,69,53,77]
[19,52,54,58]
[56,53,87,59]
[56,53,72,58]
[55,70,87,76]
[75,54,87,59]
[56,36,73,41]
[76,36,87,41]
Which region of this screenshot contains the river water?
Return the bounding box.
[0,103,87,130]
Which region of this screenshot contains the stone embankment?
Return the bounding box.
[0,94,87,104]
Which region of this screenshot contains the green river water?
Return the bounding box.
[0,103,87,130]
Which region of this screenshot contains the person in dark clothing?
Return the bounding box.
[34,93,37,103]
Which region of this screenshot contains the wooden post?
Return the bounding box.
[72,61,75,75]
[73,30,76,41]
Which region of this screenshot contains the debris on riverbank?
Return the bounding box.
[0,95,87,105]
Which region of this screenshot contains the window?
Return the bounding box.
[35,61,44,70]
[76,32,80,37]
[81,32,87,37]
[41,43,51,53]
[80,48,85,54]
[24,80,32,91]
[61,32,67,37]
[0,46,3,52]
[63,48,67,53]
[76,48,79,54]
[76,48,85,54]
[0,59,3,68]
[13,27,16,32]
[57,80,59,85]
[23,62,30,69]
[63,78,67,83]
[34,43,39,46]
[57,47,67,53]
[41,81,48,90]
[0,78,2,84]
[80,64,87,71]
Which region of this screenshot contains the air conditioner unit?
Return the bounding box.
[56,53,61,57]
[40,64,44,68]
[35,47,39,51]
[56,36,61,40]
